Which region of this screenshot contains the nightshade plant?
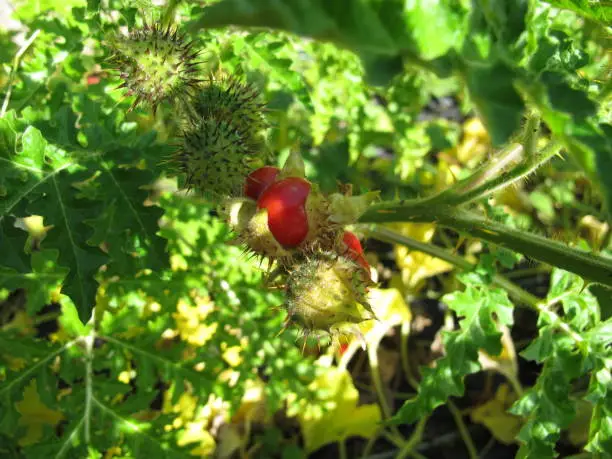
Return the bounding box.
[0,0,611,458]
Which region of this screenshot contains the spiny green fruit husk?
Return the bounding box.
[285,252,374,334]
[107,23,202,112]
[191,72,268,136]
[173,112,259,197]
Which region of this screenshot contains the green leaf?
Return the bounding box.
[27,170,108,322]
[85,162,168,273]
[402,0,470,60]
[544,0,612,27]
[394,284,514,423]
[464,63,525,146]
[511,330,585,457]
[585,355,612,455]
[0,250,69,315]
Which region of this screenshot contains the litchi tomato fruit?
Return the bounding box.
[244,166,280,200]
[257,177,311,247]
[342,231,370,274]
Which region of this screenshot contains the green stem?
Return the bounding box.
[339,439,347,459]
[1,29,40,117]
[365,226,540,307]
[447,400,478,459]
[365,226,587,347]
[361,207,612,288]
[368,344,393,420]
[161,0,181,28]
[396,417,428,459]
[446,141,561,206]
[400,321,419,390]
[522,112,541,159]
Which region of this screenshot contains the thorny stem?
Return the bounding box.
[445,140,562,206]
[1,29,41,117]
[365,226,540,307]
[361,206,612,288]
[365,226,588,347]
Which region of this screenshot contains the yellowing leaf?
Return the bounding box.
[173,298,218,346]
[455,117,490,166]
[15,380,65,446]
[221,344,243,368]
[470,383,522,444]
[388,223,453,293]
[232,378,268,424]
[177,421,216,456]
[337,288,411,365]
[1,355,27,372]
[295,366,381,452]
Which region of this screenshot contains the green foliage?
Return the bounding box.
[1,0,611,457]
[394,272,514,424]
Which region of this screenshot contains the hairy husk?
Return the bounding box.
[285,253,374,334]
[107,23,201,111]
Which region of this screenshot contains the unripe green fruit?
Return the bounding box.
[107,24,201,111]
[285,253,374,333]
[191,72,268,137]
[173,113,258,197]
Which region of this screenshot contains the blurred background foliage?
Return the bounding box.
[0,0,610,458]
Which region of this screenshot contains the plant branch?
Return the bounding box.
[447,399,478,459]
[360,207,612,288]
[364,225,540,307]
[365,225,589,346]
[444,140,561,207]
[396,416,428,459]
[1,29,40,118]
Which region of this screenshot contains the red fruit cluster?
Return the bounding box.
[223,151,378,339]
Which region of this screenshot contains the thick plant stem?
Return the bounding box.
[360,206,612,288]
[445,141,561,206]
[365,226,588,346]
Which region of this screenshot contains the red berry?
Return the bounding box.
[342,231,370,273]
[244,166,280,200]
[257,177,311,247]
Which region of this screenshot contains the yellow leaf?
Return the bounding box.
[337,288,411,365]
[296,366,381,452]
[15,380,65,446]
[173,298,218,346]
[177,420,216,456]
[388,223,453,293]
[455,117,490,166]
[232,378,268,424]
[216,424,243,459]
[221,344,243,368]
[470,384,522,444]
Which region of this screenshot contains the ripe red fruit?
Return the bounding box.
[342,231,370,273]
[257,177,311,247]
[244,166,280,200]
